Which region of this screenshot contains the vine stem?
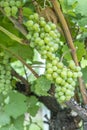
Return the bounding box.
[50,0,87,104]
[0,44,39,78]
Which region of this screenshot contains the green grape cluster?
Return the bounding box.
[25,13,82,104]
[0,52,12,95]
[0,0,22,17]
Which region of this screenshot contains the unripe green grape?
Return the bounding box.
[40,33,45,38]
[44,25,51,32]
[41,50,47,56]
[44,37,50,44]
[65,89,73,96]
[26,34,32,40]
[54,44,59,51]
[40,20,46,26]
[71,81,76,86]
[25,20,34,27]
[33,23,40,31]
[46,73,52,80]
[0,1,4,7]
[49,47,55,52]
[60,80,65,86]
[57,62,64,69]
[53,66,58,71]
[35,37,41,44]
[3,2,9,7]
[52,72,58,78]
[69,60,76,70]
[67,71,73,77]
[38,39,44,46]
[59,95,66,102]
[16,1,22,7]
[56,86,62,92]
[78,72,82,77]
[61,87,67,93]
[49,31,57,38]
[52,59,58,65]
[56,77,62,84]
[30,42,35,48]
[33,33,39,38]
[67,78,73,83]
[4,7,11,16]
[65,96,71,101]
[9,0,15,6]
[11,6,18,16]
[46,63,52,68]
[73,72,78,78]
[40,17,45,21]
[46,68,53,74]
[50,23,56,30]
[61,71,67,78]
[58,91,64,96]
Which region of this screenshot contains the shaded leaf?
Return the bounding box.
[27,96,39,116]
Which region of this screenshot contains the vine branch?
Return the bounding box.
[50,0,87,105]
[11,68,30,93]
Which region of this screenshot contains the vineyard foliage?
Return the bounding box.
[0,0,87,129]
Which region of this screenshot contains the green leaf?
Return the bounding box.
[62,45,72,60]
[23,7,33,17]
[0,111,10,126]
[74,41,86,61]
[0,125,18,130]
[3,91,27,119]
[32,76,51,96]
[82,67,87,84]
[9,44,34,61]
[27,96,39,117]
[14,115,24,130]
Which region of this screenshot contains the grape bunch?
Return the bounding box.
[25,13,82,104]
[0,52,12,95]
[0,0,22,17]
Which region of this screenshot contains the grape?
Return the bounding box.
[0,52,12,95]
[1,0,22,17]
[11,6,18,16]
[9,0,15,6]
[0,1,4,7]
[24,13,82,104]
[56,77,62,84]
[4,7,11,16]
[3,2,9,7]
[16,1,22,7]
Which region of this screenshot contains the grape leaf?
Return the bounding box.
[0,111,10,126]
[62,45,72,60]
[82,67,87,84]
[9,44,34,61]
[3,91,27,119]
[13,115,24,130]
[32,76,51,96]
[27,96,39,116]
[74,41,86,61]
[0,125,18,130]
[23,7,33,17]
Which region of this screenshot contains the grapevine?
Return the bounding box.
[25,13,82,104]
[0,0,22,17]
[0,52,12,95]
